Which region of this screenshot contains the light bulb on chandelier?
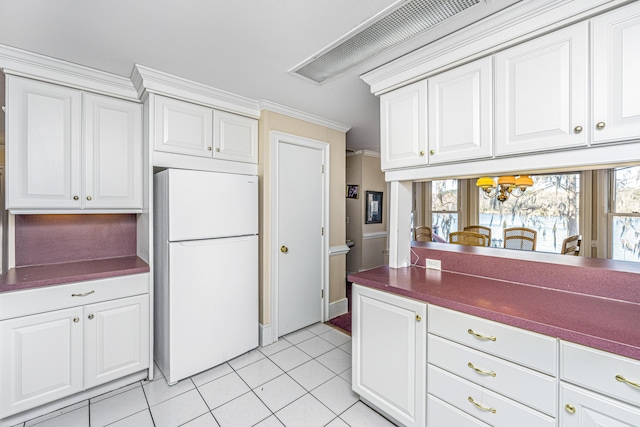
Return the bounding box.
[476,175,533,202]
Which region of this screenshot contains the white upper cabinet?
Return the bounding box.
[592,2,640,144]
[6,76,143,212]
[213,110,258,164]
[154,95,258,164]
[6,76,82,209]
[495,22,589,156]
[154,95,213,157]
[83,93,142,209]
[428,57,493,164]
[380,81,427,170]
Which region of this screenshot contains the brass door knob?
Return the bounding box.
[86,196,92,201]
[208,146,212,151]
[596,122,606,130]
[574,126,583,133]
[419,151,425,156]
[73,317,80,323]
[416,315,422,322]
[73,196,79,200]
[216,148,220,152]
[88,314,94,320]
[430,150,435,155]
[565,404,576,414]
[280,246,289,253]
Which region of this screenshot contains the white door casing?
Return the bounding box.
[271,131,329,340]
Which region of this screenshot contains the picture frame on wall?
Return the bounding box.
[346,185,359,199]
[365,191,383,224]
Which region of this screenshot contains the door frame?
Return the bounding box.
[270,131,330,342]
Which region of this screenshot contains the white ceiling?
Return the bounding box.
[0,0,520,151]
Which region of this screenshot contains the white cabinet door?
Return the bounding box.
[352,284,426,427]
[495,22,588,156]
[84,295,149,389]
[560,383,640,426]
[592,2,640,144]
[428,56,493,164]
[213,110,258,164]
[0,307,83,418]
[6,76,82,209]
[154,95,213,157]
[380,81,427,170]
[83,93,143,209]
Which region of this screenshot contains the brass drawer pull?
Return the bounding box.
[468,396,496,413]
[565,403,576,414]
[468,329,497,341]
[71,290,95,297]
[616,374,640,389]
[468,362,496,377]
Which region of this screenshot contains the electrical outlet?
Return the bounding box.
[425,258,441,270]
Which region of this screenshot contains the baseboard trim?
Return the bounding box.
[329,298,348,320]
[259,323,273,347]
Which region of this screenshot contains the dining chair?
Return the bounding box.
[414,225,432,242]
[503,227,537,251]
[463,225,492,246]
[449,231,488,247]
[561,234,582,256]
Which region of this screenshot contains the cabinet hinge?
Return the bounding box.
[322,289,324,298]
[321,227,324,236]
[321,165,325,173]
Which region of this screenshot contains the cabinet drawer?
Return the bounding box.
[560,382,640,426]
[428,365,555,427]
[0,273,149,320]
[428,305,557,375]
[428,334,557,416]
[561,341,640,408]
[428,394,490,427]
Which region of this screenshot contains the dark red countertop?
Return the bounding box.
[349,265,640,361]
[0,256,150,293]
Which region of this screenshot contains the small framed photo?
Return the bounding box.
[346,185,359,199]
[365,191,383,224]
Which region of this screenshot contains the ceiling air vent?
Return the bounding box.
[291,0,480,84]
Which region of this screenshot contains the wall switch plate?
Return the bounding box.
[425,259,441,270]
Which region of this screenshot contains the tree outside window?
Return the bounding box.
[431,179,458,241]
[611,166,640,262]
[478,174,580,252]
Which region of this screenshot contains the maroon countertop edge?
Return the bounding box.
[348,266,640,361]
[0,256,150,293]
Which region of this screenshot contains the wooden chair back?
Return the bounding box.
[449,231,488,247]
[463,225,492,246]
[561,234,582,256]
[414,226,432,242]
[503,227,537,251]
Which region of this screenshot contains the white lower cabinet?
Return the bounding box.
[352,284,426,427]
[0,293,149,418]
[560,383,640,426]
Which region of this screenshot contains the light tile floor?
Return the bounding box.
[14,323,395,427]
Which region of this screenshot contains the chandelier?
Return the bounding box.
[476,175,533,203]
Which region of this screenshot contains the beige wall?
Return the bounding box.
[346,152,387,273]
[258,110,346,327]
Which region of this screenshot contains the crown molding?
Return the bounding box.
[0,44,138,100]
[131,64,260,118]
[361,0,629,95]
[259,99,351,133]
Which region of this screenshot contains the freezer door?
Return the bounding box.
[168,236,258,383]
[167,169,258,241]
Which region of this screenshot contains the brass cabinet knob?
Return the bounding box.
[565,404,576,414]
[574,126,583,133]
[430,150,435,155]
[73,196,79,200]
[73,317,80,323]
[208,146,212,151]
[280,246,289,253]
[86,196,92,201]
[416,315,422,322]
[596,122,606,130]
[88,314,94,320]
[419,151,425,156]
[216,148,221,152]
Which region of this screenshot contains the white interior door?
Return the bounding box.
[276,139,325,337]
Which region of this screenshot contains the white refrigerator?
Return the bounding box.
[154,168,258,384]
